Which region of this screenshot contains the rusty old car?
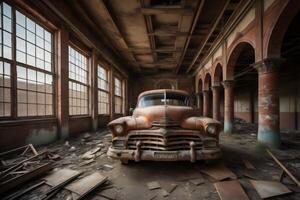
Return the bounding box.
[107,89,222,164]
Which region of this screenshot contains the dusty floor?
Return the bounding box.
[3,121,300,200]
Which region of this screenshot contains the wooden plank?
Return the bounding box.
[250,180,292,199]
[0,162,52,194]
[267,149,300,187]
[65,172,107,199]
[201,163,237,181]
[214,180,250,200]
[4,181,45,200]
[44,168,81,187]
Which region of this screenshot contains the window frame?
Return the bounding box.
[114,75,123,114]
[0,1,56,120]
[97,64,110,115]
[68,43,90,117]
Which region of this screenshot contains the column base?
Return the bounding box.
[257,127,281,148]
[224,121,233,134]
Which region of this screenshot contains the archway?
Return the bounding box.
[213,63,224,121]
[203,73,212,117]
[278,10,300,132]
[226,42,257,134]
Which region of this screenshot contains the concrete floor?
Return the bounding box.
[7,124,300,200]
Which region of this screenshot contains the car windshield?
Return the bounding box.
[138,92,190,107]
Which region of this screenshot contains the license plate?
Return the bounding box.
[154,152,178,160]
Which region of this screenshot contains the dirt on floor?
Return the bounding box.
[2,121,300,200]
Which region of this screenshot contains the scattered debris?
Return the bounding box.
[243,159,255,170]
[165,183,177,193]
[267,149,300,187]
[0,150,52,194]
[102,164,114,170]
[66,172,107,200]
[201,163,237,181]
[3,180,45,200]
[250,180,292,199]
[214,180,250,200]
[189,178,204,186]
[69,146,76,152]
[97,188,118,200]
[147,181,161,190]
[81,147,101,160]
[44,168,81,187]
[160,189,170,197]
[79,159,95,167]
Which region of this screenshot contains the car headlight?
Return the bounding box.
[206,125,217,135]
[114,124,124,135]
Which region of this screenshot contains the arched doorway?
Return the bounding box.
[203,73,212,117]
[225,42,257,134]
[213,63,224,121]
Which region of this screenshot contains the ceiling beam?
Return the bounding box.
[122,47,183,53]
[186,0,231,73]
[141,7,194,15]
[101,1,142,72]
[174,0,205,73]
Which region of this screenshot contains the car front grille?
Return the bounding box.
[126,129,203,151]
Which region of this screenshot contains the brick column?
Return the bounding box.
[254,59,281,148]
[91,50,98,131]
[222,80,234,134]
[197,92,203,115]
[212,85,221,121]
[57,27,69,139]
[203,90,210,117]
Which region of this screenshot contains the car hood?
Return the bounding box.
[133,105,196,127]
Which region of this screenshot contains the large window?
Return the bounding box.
[98,65,109,114]
[68,46,89,116]
[114,77,123,114]
[0,2,54,118]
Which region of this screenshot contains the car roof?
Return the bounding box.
[138,89,189,100]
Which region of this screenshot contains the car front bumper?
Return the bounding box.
[107,147,221,162]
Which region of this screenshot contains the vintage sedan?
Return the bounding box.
[107,89,222,164]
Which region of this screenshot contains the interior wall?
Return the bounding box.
[130,74,195,108]
[234,88,258,123]
[279,75,300,131]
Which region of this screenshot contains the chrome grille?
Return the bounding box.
[126,129,203,151]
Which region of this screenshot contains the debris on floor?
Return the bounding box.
[1,128,300,200]
[250,180,292,199]
[214,180,250,200]
[147,181,161,190]
[200,163,237,181]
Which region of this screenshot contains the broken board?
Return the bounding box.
[44,168,81,187]
[250,180,292,199]
[214,180,250,200]
[243,159,255,170]
[201,163,237,181]
[66,172,107,200]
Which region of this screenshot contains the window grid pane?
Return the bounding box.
[68,46,89,116]
[15,10,52,72]
[0,61,11,116]
[114,77,123,114]
[97,65,109,114]
[1,3,13,60]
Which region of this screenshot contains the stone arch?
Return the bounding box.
[156,80,177,89]
[266,0,300,58]
[198,78,203,92]
[213,63,223,86]
[226,41,255,80]
[203,73,212,91]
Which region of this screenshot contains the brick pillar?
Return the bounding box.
[91,50,98,131]
[254,59,281,148]
[212,85,221,121]
[203,90,210,117]
[222,80,234,134]
[57,27,69,139]
[197,92,203,115]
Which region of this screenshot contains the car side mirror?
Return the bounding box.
[129,107,134,114]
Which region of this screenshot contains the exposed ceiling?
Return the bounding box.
[69,0,243,75]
